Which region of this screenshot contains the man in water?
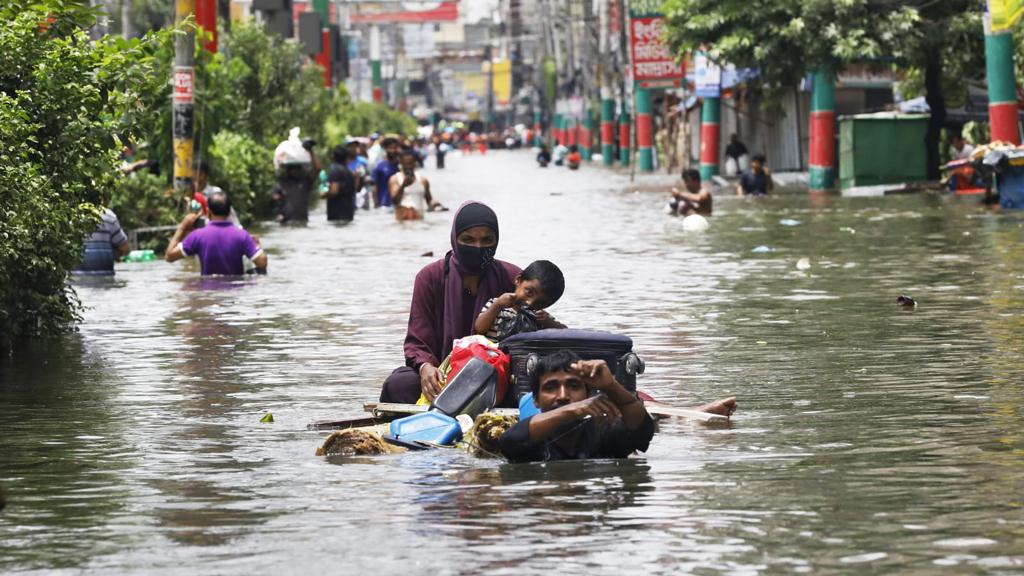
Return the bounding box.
[390,147,440,220]
[74,208,132,275]
[736,154,774,196]
[499,350,736,462]
[165,190,267,275]
[669,168,712,216]
[372,137,400,208]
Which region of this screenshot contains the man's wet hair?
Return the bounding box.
[530,349,582,396]
[521,259,565,309]
[400,146,417,159]
[381,137,400,147]
[681,168,700,182]
[752,153,767,164]
[208,190,231,217]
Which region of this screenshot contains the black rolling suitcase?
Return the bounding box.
[499,329,645,400]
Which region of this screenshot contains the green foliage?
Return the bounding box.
[662,0,982,99]
[121,21,332,227]
[0,0,171,346]
[207,130,275,225]
[324,90,419,143]
[107,171,176,232]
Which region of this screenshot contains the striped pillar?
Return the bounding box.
[986,21,1021,144]
[567,116,578,147]
[699,97,721,181]
[552,112,561,144]
[619,110,631,166]
[533,108,543,147]
[809,70,836,191]
[601,97,615,166]
[195,0,217,52]
[636,87,653,172]
[581,106,593,161]
[370,26,382,104]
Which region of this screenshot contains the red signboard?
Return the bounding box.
[350,1,458,24]
[173,67,194,103]
[629,16,685,87]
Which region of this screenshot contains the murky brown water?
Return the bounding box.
[2,151,1023,573]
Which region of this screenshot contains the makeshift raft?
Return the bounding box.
[310,399,729,457]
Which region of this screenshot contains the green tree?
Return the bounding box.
[0,0,170,347]
[662,0,984,179]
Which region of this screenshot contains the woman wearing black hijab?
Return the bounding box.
[379,201,521,404]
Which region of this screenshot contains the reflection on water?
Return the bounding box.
[1,152,1023,573]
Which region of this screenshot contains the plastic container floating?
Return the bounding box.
[387,412,462,447]
[125,249,156,262]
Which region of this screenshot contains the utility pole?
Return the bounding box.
[172,0,196,203]
[486,44,495,131]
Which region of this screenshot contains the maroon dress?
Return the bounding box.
[380,201,520,403]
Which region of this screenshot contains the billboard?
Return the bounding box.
[628,16,685,88]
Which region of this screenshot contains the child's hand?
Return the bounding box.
[495,292,517,309]
[534,309,550,323]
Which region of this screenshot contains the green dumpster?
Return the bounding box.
[839,113,929,190]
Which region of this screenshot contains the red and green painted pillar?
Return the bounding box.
[533,108,543,147]
[370,25,382,104]
[600,95,615,166]
[312,0,331,87]
[195,0,216,52]
[619,109,631,166]
[809,69,836,191]
[636,87,653,172]
[985,19,1021,144]
[552,112,561,144]
[581,105,593,161]
[567,116,578,147]
[699,96,721,181]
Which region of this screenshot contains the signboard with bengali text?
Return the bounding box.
[628,16,685,88]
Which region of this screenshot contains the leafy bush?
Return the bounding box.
[108,171,176,233]
[324,89,419,143]
[0,0,170,347]
[208,130,275,224]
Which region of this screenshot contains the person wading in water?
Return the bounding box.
[379,201,521,403]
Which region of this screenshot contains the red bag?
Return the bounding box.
[448,340,510,403]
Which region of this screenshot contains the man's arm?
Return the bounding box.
[765,168,774,192]
[423,176,433,208]
[571,359,649,430]
[526,396,623,443]
[165,213,200,263]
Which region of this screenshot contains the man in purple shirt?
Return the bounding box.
[165,191,267,275]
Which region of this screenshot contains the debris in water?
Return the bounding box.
[796,257,811,270]
[839,226,856,234]
[465,413,518,457]
[752,245,775,253]
[896,295,917,309]
[779,218,801,226]
[260,413,274,424]
[420,251,434,257]
[316,429,397,456]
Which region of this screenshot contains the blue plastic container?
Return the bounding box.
[997,154,1024,210]
[388,412,462,447]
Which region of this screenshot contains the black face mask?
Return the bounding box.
[456,243,496,275]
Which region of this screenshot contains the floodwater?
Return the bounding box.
[2,151,1023,574]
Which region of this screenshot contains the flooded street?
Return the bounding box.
[2,151,1024,573]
